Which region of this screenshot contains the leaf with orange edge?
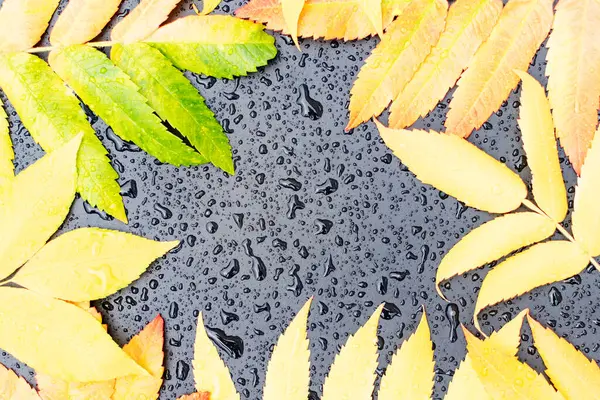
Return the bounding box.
[50,0,121,46]
[445,0,553,138]
[178,393,211,400]
[388,0,502,129]
[0,363,41,400]
[0,0,60,52]
[281,0,305,48]
[111,0,182,43]
[346,0,448,130]
[545,0,600,175]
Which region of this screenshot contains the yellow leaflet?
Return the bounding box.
[528,315,600,399]
[474,241,590,333]
[321,304,384,400]
[0,363,41,400]
[50,0,122,46]
[281,0,305,49]
[436,212,555,297]
[111,0,182,43]
[13,227,179,302]
[0,135,81,281]
[358,0,383,37]
[346,0,447,130]
[37,374,115,400]
[378,312,433,400]
[573,125,600,257]
[263,299,311,400]
[178,394,210,400]
[389,0,502,129]
[0,0,60,52]
[0,99,12,183]
[376,122,527,214]
[193,313,239,400]
[546,0,600,175]
[445,0,554,138]
[515,71,567,222]
[0,287,146,382]
[463,327,564,400]
[200,0,222,14]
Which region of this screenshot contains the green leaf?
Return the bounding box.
[145,15,277,79]
[48,45,207,167]
[0,52,126,222]
[112,43,234,174]
[0,98,12,183]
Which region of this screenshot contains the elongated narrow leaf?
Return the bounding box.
[281,0,305,48]
[0,52,126,222]
[236,0,410,41]
[0,99,12,183]
[528,316,600,399]
[50,0,121,46]
[13,228,178,302]
[346,0,447,130]
[0,0,60,52]
[0,287,146,382]
[445,0,553,137]
[436,212,556,295]
[359,0,383,37]
[263,299,311,400]
[178,394,211,400]
[200,0,222,14]
[49,45,206,167]
[321,304,384,400]
[377,122,527,213]
[516,71,568,222]
[378,312,434,400]
[37,374,115,400]
[475,241,590,333]
[546,0,600,175]
[388,0,502,129]
[0,363,41,400]
[111,0,182,43]
[0,135,81,281]
[193,313,239,399]
[111,43,234,174]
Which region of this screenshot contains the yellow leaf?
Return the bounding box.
[13,228,179,302]
[263,299,311,400]
[0,134,81,281]
[50,0,122,46]
[545,0,600,175]
[0,0,60,52]
[200,0,221,14]
[528,315,600,399]
[281,0,305,48]
[193,313,239,400]
[359,0,383,37]
[0,363,41,400]
[474,241,590,333]
[377,312,434,400]
[376,122,527,214]
[111,0,182,43]
[346,0,447,129]
[37,374,115,400]
[436,212,556,297]
[321,304,384,400]
[445,0,554,137]
[0,287,146,382]
[0,99,12,183]
[388,0,502,129]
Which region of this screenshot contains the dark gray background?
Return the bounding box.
[2,0,599,398]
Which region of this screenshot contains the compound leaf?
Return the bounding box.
[0,99,12,183]
[0,0,60,52]
[111,0,182,43]
[0,363,41,400]
[50,0,122,46]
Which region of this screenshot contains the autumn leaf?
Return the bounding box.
[0,99,12,183]
[0,363,41,400]
[200,0,222,15]
[0,0,60,52]
[37,373,115,400]
[281,0,305,48]
[445,0,553,137]
[111,0,183,43]
[178,393,211,400]
[359,0,384,37]
[50,0,121,46]
[545,0,600,175]
[346,0,448,130]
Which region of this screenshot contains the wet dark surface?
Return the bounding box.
[2,1,600,399]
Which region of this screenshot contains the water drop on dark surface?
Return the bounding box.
[296,84,323,120]
[205,326,244,359]
[445,303,460,343]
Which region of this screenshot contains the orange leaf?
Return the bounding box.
[281,0,305,48]
[346,0,448,130]
[0,363,41,400]
[545,0,600,175]
[178,393,211,400]
[445,0,553,138]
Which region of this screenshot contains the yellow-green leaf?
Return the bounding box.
[200,0,222,14]
[12,228,179,302]
[0,0,60,52]
[281,0,305,48]
[321,304,384,400]
[376,122,527,214]
[0,99,12,183]
[50,0,122,46]
[0,287,147,382]
[263,299,311,400]
[111,0,183,43]
[0,363,41,400]
[377,312,433,400]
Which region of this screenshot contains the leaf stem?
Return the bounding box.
[25,41,117,54]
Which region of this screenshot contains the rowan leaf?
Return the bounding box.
[178,393,211,400]
[281,0,305,48]
[0,52,126,222]
[0,0,60,52]
[377,312,434,400]
[200,0,222,14]
[388,0,502,129]
[546,0,600,175]
[0,99,12,183]
[111,43,234,174]
[436,212,556,296]
[515,70,568,222]
[474,241,590,333]
[445,0,554,138]
[376,122,527,214]
[49,45,206,167]
[321,304,384,400]
[37,374,115,400]
[263,299,311,400]
[359,0,383,37]
[528,315,600,399]
[0,363,41,400]
[111,0,182,43]
[50,0,122,46]
[346,0,447,130]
